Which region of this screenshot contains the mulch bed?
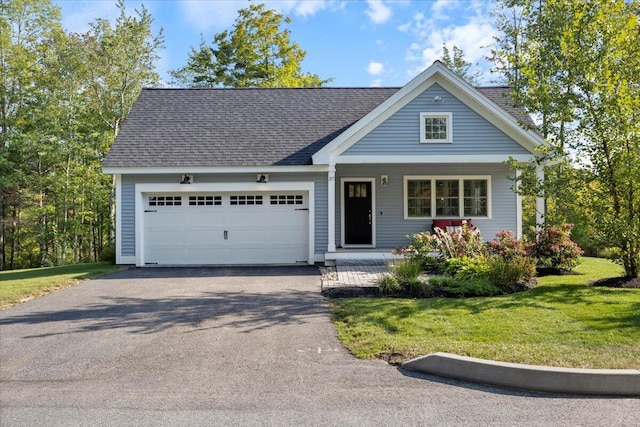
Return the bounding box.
[590,276,640,289]
[321,287,379,298]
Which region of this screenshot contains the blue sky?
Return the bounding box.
[55,0,502,87]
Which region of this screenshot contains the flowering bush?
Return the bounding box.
[486,230,532,260]
[396,224,485,270]
[432,224,485,259]
[533,224,583,271]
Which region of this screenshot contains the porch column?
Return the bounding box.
[327,163,336,252]
[515,169,523,239]
[535,165,545,227]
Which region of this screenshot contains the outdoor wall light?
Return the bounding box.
[381,175,389,186]
[257,174,268,183]
[432,96,443,103]
[180,174,193,184]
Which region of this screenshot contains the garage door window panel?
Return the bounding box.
[230,195,263,205]
[189,195,221,206]
[148,196,182,206]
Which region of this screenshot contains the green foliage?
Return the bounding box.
[330,257,638,368]
[493,0,640,277]
[399,225,485,263]
[440,44,480,85]
[533,224,583,271]
[0,0,164,270]
[486,255,537,293]
[390,257,423,283]
[170,3,329,88]
[433,277,502,298]
[376,274,401,296]
[442,257,490,280]
[487,229,531,259]
[377,258,429,297]
[98,244,116,264]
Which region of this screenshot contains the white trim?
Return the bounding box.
[335,154,537,164]
[340,178,376,248]
[324,251,402,262]
[312,61,548,165]
[536,165,545,227]
[420,112,453,143]
[114,174,122,264]
[134,182,315,267]
[403,175,492,220]
[515,169,523,239]
[327,164,336,252]
[103,165,329,175]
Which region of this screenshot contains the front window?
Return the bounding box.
[464,180,488,216]
[436,180,459,216]
[407,179,431,217]
[404,176,490,219]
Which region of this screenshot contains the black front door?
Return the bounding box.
[344,181,372,245]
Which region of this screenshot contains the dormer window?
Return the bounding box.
[420,112,452,143]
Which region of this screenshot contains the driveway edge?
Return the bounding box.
[401,352,640,396]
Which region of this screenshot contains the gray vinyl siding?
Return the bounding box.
[121,179,136,257]
[343,83,531,156]
[119,172,327,259]
[335,163,517,249]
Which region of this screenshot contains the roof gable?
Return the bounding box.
[342,83,532,157]
[311,61,546,165]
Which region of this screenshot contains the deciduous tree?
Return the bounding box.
[171,3,328,88]
[494,0,640,277]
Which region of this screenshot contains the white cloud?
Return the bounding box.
[365,0,393,24]
[366,61,385,76]
[431,0,459,20]
[370,78,384,87]
[179,0,246,31]
[60,0,148,34]
[178,0,336,31]
[402,3,498,84]
[293,0,327,17]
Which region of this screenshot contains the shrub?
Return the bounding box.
[533,223,583,271]
[390,257,423,283]
[429,276,501,297]
[401,278,429,297]
[487,230,531,260]
[443,256,490,280]
[486,255,537,292]
[381,258,429,297]
[99,244,116,264]
[432,225,485,259]
[377,274,401,296]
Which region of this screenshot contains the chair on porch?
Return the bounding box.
[431,219,475,234]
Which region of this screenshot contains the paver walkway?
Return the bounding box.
[321,264,388,288]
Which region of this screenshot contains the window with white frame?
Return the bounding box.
[406,179,431,217]
[420,112,452,143]
[404,176,490,219]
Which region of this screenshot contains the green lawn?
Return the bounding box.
[329,257,640,369]
[0,263,121,309]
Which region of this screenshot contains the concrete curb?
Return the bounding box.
[401,352,640,396]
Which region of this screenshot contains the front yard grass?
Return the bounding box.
[0,263,121,309]
[328,257,640,369]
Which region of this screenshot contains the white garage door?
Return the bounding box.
[143,192,309,265]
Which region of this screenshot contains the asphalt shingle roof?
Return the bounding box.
[103,86,535,168]
[103,88,399,167]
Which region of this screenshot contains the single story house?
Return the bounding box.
[102,61,547,266]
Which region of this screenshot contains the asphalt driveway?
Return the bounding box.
[1,266,638,426]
